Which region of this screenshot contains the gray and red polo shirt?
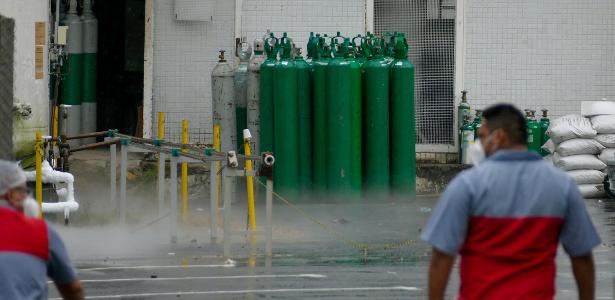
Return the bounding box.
[0,203,76,299]
[421,150,601,299]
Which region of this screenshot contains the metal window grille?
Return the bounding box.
[155,112,213,145]
[374,0,455,145]
[0,15,14,159]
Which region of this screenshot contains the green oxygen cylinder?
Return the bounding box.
[326,37,354,195]
[61,0,83,146]
[306,32,318,64]
[312,34,331,192]
[273,33,299,195]
[363,37,390,194]
[539,109,550,156]
[460,115,475,164]
[259,34,278,154]
[389,33,415,196]
[352,35,366,66]
[295,49,312,193]
[527,110,542,154]
[347,44,363,196]
[235,39,252,153]
[472,109,483,140]
[81,0,97,144]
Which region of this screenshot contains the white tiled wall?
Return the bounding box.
[463,0,615,118]
[152,0,234,143]
[241,0,365,52]
[152,0,365,143]
[0,0,49,154]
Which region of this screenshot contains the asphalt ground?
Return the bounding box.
[48,196,615,299]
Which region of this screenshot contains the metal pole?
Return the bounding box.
[244,133,256,230]
[158,112,165,140]
[119,140,128,225]
[181,119,189,221]
[158,112,166,218]
[210,160,218,241]
[266,178,273,257]
[35,132,43,218]
[158,152,166,217]
[214,125,221,210]
[109,142,117,206]
[169,150,178,243]
[223,168,232,258]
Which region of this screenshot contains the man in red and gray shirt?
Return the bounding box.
[0,160,84,300]
[421,104,600,300]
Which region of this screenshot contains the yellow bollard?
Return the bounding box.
[213,125,221,210]
[52,106,59,142]
[244,130,257,268]
[244,133,256,231]
[181,119,189,221]
[35,132,43,218]
[158,112,165,140]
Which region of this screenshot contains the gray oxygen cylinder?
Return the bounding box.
[234,39,252,153]
[211,50,236,200]
[212,50,236,154]
[247,38,265,156]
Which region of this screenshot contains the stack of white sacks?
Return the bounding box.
[544,115,606,198]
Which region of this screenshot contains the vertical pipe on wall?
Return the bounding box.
[365,0,374,34]
[454,0,466,151]
[143,0,155,138]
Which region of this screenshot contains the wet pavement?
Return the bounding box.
[48,196,615,299]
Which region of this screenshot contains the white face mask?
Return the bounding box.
[22,196,40,218]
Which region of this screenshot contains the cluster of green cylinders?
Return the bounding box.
[59,0,97,145]
[259,31,416,198]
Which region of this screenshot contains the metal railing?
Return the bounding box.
[34,114,276,259]
[105,133,274,258]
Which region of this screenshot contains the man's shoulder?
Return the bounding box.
[45,222,65,247]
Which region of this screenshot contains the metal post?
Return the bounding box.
[157,111,165,218]
[244,133,256,230]
[181,119,189,221]
[169,150,178,243]
[210,160,218,241]
[214,125,221,209]
[35,132,43,218]
[119,140,128,225]
[266,178,273,257]
[223,168,232,258]
[158,152,165,217]
[109,142,117,206]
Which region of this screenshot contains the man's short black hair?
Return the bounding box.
[482,103,527,146]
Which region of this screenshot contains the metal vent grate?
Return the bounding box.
[374,0,455,145]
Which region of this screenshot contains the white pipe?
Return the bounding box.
[24,161,80,215]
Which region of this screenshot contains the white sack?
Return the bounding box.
[547,115,596,144]
[566,170,605,185]
[553,154,606,171]
[581,100,615,117]
[541,139,555,154]
[577,184,605,198]
[598,148,615,164]
[595,134,615,148]
[555,139,604,156]
[590,115,615,134]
